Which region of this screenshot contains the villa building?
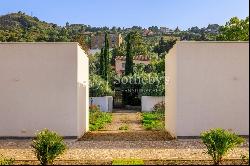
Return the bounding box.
[115,55,150,75]
[142,29,154,36]
[91,33,123,49]
[160,27,174,34]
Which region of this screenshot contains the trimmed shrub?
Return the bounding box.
[32,129,67,165]
[201,128,245,165]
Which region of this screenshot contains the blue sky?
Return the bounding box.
[0,0,249,30]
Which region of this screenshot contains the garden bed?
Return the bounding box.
[142,101,165,130]
[89,105,112,131]
[142,111,165,130]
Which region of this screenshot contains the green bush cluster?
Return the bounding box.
[0,155,14,165]
[140,73,165,96]
[142,102,165,130]
[120,72,165,97]
[31,129,67,165]
[142,112,165,130]
[89,105,112,131]
[89,74,114,97]
[201,128,245,165]
[150,58,165,73]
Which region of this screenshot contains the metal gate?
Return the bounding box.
[113,88,124,108]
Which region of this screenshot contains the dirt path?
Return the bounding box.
[103,109,143,131]
[81,109,172,141]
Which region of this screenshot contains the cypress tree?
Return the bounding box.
[125,33,133,75]
[103,32,109,81]
[99,48,104,76]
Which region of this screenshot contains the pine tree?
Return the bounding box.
[125,33,133,75]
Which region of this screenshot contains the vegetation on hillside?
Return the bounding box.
[0,12,248,51]
[0,12,90,51]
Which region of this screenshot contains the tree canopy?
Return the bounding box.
[217,16,249,41]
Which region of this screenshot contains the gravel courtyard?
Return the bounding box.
[0,138,248,161]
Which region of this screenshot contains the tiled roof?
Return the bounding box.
[115,55,150,61]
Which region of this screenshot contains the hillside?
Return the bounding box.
[0,12,54,30]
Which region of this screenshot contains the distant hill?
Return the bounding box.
[0,12,56,30]
[0,12,223,47]
[0,12,92,50]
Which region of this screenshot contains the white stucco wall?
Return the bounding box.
[141,96,165,112]
[0,43,89,138]
[77,45,89,137]
[166,42,249,137]
[90,96,113,112]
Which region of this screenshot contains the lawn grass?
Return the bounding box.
[142,111,165,130]
[89,109,112,131]
[112,159,144,165]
